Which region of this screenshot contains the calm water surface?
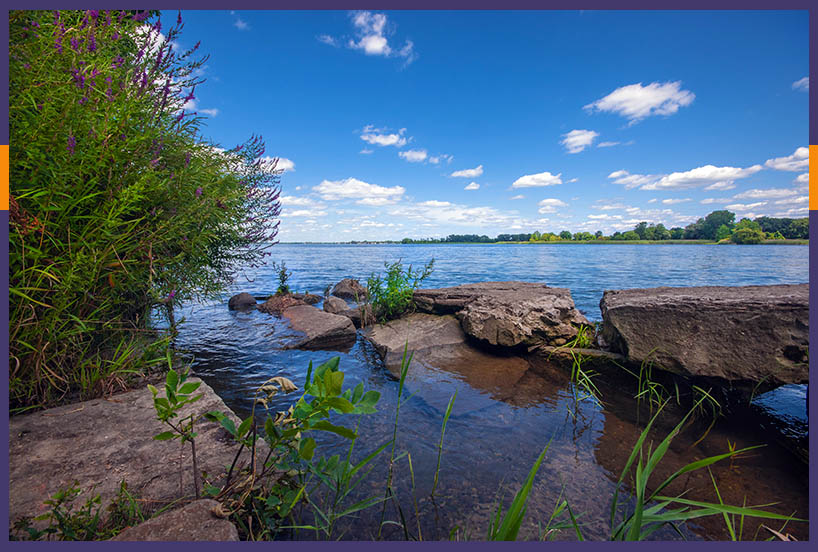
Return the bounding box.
[173,244,809,541]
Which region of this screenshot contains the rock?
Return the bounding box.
[281,305,357,350]
[111,499,238,541]
[599,284,809,385]
[413,282,590,348]
[323,296,349,314]
[258,294,306,314]
[292,292,322,305]
[331,278,367,301]
[227,292,256,310]
[9,379,264,533]
[340,305,376,329]
[362,313,529,379]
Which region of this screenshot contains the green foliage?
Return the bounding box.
[715,224,732,241]
[731,226,765,244]
[9,10,282,409]
[271,261,293,295]
[366,259,435,322]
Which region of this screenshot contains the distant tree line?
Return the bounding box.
[398,211,808,244]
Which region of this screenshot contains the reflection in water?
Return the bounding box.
[173,244,808,540]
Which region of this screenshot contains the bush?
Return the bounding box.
[730,227,765,244]
[366,259,434,322]
[9,10,282,409]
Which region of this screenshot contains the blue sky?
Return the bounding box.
[165,10,809,241]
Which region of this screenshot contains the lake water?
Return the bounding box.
[172,243,809,541]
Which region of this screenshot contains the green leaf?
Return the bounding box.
[153,431,176,441]
[166,369,179,392]
[299,437,316,460]
[359,390,380,407]
[310,420,357,440]
[220,417,237,437]
[178,381,201,395]
[147,384,159,397]
[351,382,364,404]
[237,416,253,439]
[203,411,226,423]
[326,397,355,414]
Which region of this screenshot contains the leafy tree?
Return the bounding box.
[633,222,649,239]
[622,231,640,241]
[735,218,761,231]
[731,227,765,244]
[653,223,670,240]
[701,210,736,239]
[530,231,542,241]
[669,227,684,239]
[559,230,572,240]
[595,230,603,239]
[715,224,732,241]
[785,218,809,239]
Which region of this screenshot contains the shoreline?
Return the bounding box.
[278,240,809,245]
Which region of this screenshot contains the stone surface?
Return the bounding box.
[331,278,367,301]
[227,292,256,310]
[111,499,239,541]
[323,296,349,314]
[258,294,306,314]
[9,379,262,532]
[281,305,357,350]
[292,292,322,305]
[599,284,809,385]
[413,282,591,348]
[340,304,376,329]
[362,313,530,380]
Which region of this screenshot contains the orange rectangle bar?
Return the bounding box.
[1,144,8,211]
[810,145,817,211]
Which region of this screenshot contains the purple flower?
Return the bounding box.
[184,152,191,167]
[111,56,124,68]
[31,21,40,29]
[168,290,176,300]
[54,35,63,54]
[78,96,88,105]
[105,11,112,27]
[153,18,162,33]
[112,32,120,41]
[106,87,114,101]
[87,34,96,52]
[195,187,203,197]
[70,37,80,51]
[89,10,99,20]
[150,158,159,168]
[133,11,149,22]
[177,11,182,25]
[67,134,76,156]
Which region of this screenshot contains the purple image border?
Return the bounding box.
[1,2,814,549]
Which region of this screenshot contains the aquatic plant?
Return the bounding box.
[271,261,293,295]
[431,390,457,498]
[366,259,435,322]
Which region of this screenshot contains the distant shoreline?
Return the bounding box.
[278,239,809,246]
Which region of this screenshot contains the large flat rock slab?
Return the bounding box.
[599,284,809,385]
[9,378,257,530]
[413,281,590,347]
[112,499,239,541]
[282,305,357,350]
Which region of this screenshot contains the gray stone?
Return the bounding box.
[331,278,367,301]
[599,284,809,385]
[9,379,262,532]
[282,305,357,350]
[111,499,238,541]
[414,282,591,347]
[227,292,256,310]
[323,296,349,314]
[258,294,306,314]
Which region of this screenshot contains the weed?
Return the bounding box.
[271,261,293,295]
[366,259,434,322]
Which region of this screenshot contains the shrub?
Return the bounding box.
[366,259,434,322]
[9,10,282,409]
[730,227,765,244]
[271,261,293,295]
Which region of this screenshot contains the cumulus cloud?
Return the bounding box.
[607,170,660,190]
[260,156,295,173]
[464,182,480,190]
[360,125,408,148]
[281,209,328,218]
[429,154,453,165]
[623,164,763,191]
[584,81,695,124]
[765,147,809,172]
[796,173,808,183]
[399,149,427,163]
[725,201,767,211]
[704,181,736,191]
[389,201,533,229]
[345,11,417,65]
[560,129,599,154]
[792,77,809,92]
[510,194,525,200]
[230,11,249,31]
[774,196,808,205]
[511,170,562,188]
[538,198,568,214]
[317,34,337,46]
[279,195,316,206]
[451,165,484,178]
[359,148,374,154]
[700,198,729,204]
[313,177,405,205]
[661,198,691,204]
[733,188,797,200]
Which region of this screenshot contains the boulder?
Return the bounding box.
[323,296,349,314]
[227,292,256,310]
[292,292,322,305]
[258,294,306,314]
[281,305,357,350]
[112,499,238,541]
[340,305,377,329]
[331,278,367,301]
[599,284,809,385]
[413,282,590,348]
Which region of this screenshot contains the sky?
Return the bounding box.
[164,10,809,242]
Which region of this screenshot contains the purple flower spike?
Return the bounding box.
[78,96,88,105]
[185,152,191,167]
[67,134,76,156]
[168,290,176,300]
[87,34,96,52]
[70,37,80,51]
[177,11,183,25]
[195,187,203,197]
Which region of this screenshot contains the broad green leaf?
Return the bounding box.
[166,369,179,392]
[237,416,253,439]
[153,431,176,441]
[311,420,357,440]
[178,381,201,395]
[299,437,316,460]
[326,397,355,414]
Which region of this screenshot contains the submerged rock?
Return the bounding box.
[322,296,349,314]
[599,284,809,386]
[227,292,256,310]
[112,499,239,541]
[414,281,591,348]
[258,294,306,314]
[281,305,357,350]
[331,278,367,301]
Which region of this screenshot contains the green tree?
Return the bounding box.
[633,222,648,239]
[559,230,572,240]
[669,227,684,239]
[701,210,736,239]
[785,218,809,239]
[715,224,732,241]
[9,11,282,408]
[653,223,670,240]
[622,231,640,241]
[731,227,765,244]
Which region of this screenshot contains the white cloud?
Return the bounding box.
[511,170,562,188]
[429,154,453,165]
[318,34,337,46]
[765,147,809,172]
[588,213,623,220]
[359,148,374,154]
[792,77,809,92]
[230,11,249,31]
[281,209,328,218]
[451,165,484,178]
[796,173,808,183]
[464,182,480,190]
[774,196,808,205]
[360,220,386,227]
[725,201,767,211]
[279,195,316,206]
[639,164,763,191]
[538,198,568,214]
[704,181,736,191]
[560,129,599,154]
[661,198,691,204]
[700,198,729,204]
[399,149,427,163]
[510,194,525,200]
[597,141,619,148]
[420,200,452,207]
[313,177,405,205]
[584,81,695,124]
[260,156,295,173]
[776,207,808,217]
[567,178,579,183]
[360,125,408,147]
[347,12,417,65]
[733,188,797,200]
[647,198,658,203]
[607,170,660,190]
